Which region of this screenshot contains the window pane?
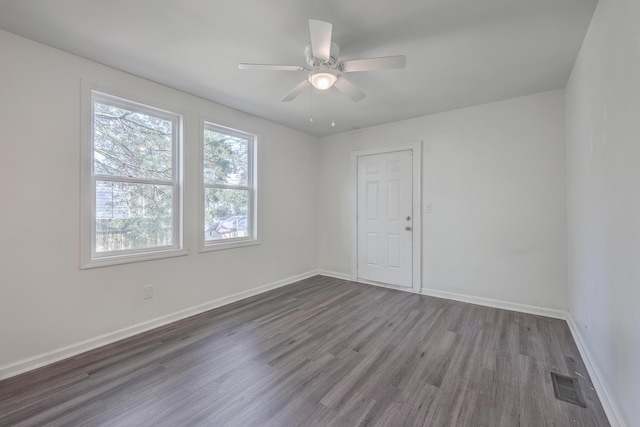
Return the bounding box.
[203,129,248,186]
[204,188,249,240]
[93,102,173,180]
[96,181,174,252]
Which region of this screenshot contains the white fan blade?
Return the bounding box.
[333,76,366,102]
[309,20,332,61]
[281,79,311,102]
[239,63,305,71]
[340,55,406,72]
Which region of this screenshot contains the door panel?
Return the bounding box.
[367,233,379,266]
[366,182,379,219]
[388,234,401,268]
[387,180,401,220]
[357,150,413,288]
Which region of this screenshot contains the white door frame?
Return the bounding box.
[350,142,422,293]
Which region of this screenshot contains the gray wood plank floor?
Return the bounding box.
[0,276,610,426]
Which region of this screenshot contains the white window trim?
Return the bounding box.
[199,120,260,252]
[80,83,187,269]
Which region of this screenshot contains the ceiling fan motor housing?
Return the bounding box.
[305,42,340,69]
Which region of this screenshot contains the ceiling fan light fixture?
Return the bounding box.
[308,72,337,90]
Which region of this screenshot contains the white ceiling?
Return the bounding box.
[0,0,597,137]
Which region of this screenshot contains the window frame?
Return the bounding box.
[81,85,186,268]
[199,120,259,252]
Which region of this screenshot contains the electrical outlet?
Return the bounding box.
[425,203,432,214]
[143,285,153,300]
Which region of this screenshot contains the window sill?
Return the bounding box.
[200,238,260,253]
[81,248,189,269]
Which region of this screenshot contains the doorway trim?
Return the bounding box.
[350,142,422,293]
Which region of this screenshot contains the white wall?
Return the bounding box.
[317,90,568,312]
[566,0,640,424]
[0,30,318,372]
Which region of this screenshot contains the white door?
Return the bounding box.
[357,150,413,288]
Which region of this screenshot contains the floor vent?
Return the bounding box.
[551,372,586,408]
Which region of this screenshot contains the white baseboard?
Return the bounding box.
[316,271,567,319]
[317,271,414,293]
[566,315,626,427]
[0,271,317,381]
[420,287,568,320]
[317,272,566,319]
[316,270,352,281]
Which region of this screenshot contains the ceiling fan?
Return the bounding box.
[238,20,406,103]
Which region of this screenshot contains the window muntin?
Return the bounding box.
[88,91,182,264]
[203,123,256,246]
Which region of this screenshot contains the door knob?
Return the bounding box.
[406,216,411,221]
[405,226,412,231]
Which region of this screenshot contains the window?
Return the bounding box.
[202,122,257,249]
[82,90,184,267]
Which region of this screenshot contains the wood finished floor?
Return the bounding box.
[0,276,610,426]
